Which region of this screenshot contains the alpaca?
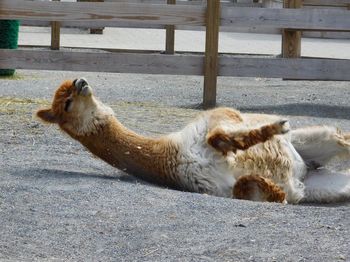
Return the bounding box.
[36,78,350,204]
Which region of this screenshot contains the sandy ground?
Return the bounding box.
[0,27,350,261]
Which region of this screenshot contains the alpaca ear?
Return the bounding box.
[36,109,59,124]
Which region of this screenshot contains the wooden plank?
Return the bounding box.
[219,56,350,81]
[21,20,165,30]
[220,6,350,31]
[203,0,220,108]
[0,49,203,75]
[282,0,302,58]
[303,31,350,39]
[3,1,349,30]
[266,0,350,7]
[15,4,350,31]
[0,0,206,26]
[0,49,349,81]
[303,5,349,10]
[78,0,105,34]
[304,0,350,7]
[282,28,301,57]
[104,0,263,7]
[50,22,61,50]
[165,0,176,54]
[50,0,61,50]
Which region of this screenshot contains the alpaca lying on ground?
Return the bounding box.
[37,78,350,204]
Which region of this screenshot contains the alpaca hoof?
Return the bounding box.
[275,119,290,134]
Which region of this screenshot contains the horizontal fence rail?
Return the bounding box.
[1,49,349,81]
[221,7,350,31]
[105,0,262,6]
[219,56,350,80]
[304,0,350,6]
[0,0,349,107]
[2,1,350,31]
[0,49,204,75]
[0,1,206,26]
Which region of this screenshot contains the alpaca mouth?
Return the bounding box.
[78,85,92,96]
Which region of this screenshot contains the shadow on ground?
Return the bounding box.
[10,168,151,185]
[239,103,350,120]
[183,103,350,120]
[9,169,350,208]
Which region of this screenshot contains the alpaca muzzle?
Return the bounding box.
[74,77,92,97]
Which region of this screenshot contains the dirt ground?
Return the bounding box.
[0,69,349,261]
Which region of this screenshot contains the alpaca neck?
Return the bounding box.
[68,116,179,187]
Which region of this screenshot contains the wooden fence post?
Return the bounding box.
[165,0,176,54]
[78,0,104,34]
[282,0,302,58]
[50,0,60,50]
[203,0,220,108]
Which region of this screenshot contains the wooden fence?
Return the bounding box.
[0,0,350,107]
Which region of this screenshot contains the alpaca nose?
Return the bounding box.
[73,78,88,90]
[73,78,91,96]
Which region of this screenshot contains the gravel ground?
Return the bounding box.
[19,27,350,59]
[1,70,350,261]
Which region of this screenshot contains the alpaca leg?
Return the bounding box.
[303,168,350,203]
[233,175,287,203]
[207,120,290,155]
[291,126,350,168]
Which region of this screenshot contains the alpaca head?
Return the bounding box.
[37,78,113,136]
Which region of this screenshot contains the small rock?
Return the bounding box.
[29,123,40,128]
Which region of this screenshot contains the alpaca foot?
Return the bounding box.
[233,175,286,203]
[207,119,290,155]
[231,119,290,149]
[344,132,350,140]
[341,132,350,146]
[273,119,290,135]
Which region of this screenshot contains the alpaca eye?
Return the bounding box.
[64,99,72,112]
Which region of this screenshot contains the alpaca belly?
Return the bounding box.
[177,161,236,197]
[176,145,236,198]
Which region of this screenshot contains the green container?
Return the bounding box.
[0,20,20,76]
